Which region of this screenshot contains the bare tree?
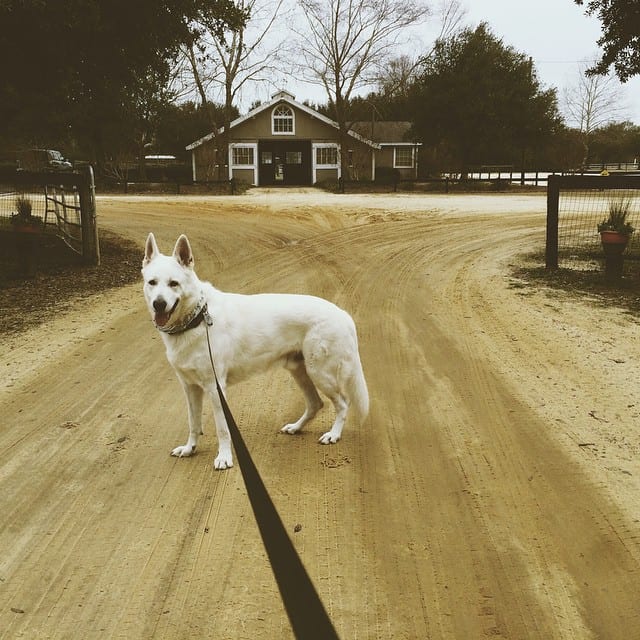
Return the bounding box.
[296,0,429,180]
[375,0,466,98]
[199,0,288,106]
[181,0,288,177]
[376,55,420,98]
[434,0,465,38]
[563,59,629,167]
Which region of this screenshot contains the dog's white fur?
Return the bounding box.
[142,233,369,470]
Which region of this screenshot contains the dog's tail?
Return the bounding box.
[348,353,369,425]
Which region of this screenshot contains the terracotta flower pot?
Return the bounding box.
[13,224,41,234]
[600,230,630,281]
[600,230,630,246]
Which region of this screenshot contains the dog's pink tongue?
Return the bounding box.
[155,311,170,327]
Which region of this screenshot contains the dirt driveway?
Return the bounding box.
[2,189,640,639]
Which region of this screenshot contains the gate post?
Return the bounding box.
[79,165,100,265]
[546,174,560,269]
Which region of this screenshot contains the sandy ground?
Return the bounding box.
[1,189,640,639]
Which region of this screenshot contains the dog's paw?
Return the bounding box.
[214,453,234,470]
[319,431,340,445]
[171,444,196,458]
[281,423,301,435]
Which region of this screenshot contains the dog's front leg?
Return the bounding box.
[171,382,203,458]
[209,384,233,470]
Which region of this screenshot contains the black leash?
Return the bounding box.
[203,307,340,640]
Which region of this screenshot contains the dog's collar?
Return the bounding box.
[156,294,213,335]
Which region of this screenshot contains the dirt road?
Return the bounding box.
[2,190,640,639]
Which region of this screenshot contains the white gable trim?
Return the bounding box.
[186,90,380,151]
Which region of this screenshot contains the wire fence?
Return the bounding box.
[0,187,84,252]
[546,175,640,271]
[0,167,98,265]
[0,189,46,223]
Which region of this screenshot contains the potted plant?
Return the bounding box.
[598,196,634,244]
[10,196,42,233]
[597,196,634,281]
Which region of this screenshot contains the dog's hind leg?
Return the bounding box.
[303,352,350,444]
[172,382,203,458]
[318,392,348,444]
[281,353,324,435]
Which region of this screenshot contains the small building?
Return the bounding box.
[349,120,420,181]
[186,90,420,186]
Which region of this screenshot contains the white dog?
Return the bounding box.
[142,233,369,470]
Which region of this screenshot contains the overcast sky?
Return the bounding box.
[251,0,639,126]
[463,0,640,125]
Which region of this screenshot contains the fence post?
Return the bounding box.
[546,175,559,269]
[79,165,100,266]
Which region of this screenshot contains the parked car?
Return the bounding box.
[17,149,73,171]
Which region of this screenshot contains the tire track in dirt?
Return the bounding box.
[427,214,640,638]
[219,208,640,638]
[306,211,640,638]
[336,218,508,638]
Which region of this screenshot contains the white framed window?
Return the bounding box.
[232,146,254,165]
[312,143,340,183]
[229,143,258,184]
[394,146,414,168]
[314,144,339,168]
[272,104,294,134]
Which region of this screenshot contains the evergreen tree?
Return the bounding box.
[408,24,562,175]
[0,0,243,162]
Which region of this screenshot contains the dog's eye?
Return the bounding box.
[148,279,157,286]
[169,280,179,288]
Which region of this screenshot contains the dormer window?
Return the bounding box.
[272,104,294,134]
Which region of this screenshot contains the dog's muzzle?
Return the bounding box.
[153,293,210,335]
[153,297,178,328]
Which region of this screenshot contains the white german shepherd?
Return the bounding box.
[142,233,369,470]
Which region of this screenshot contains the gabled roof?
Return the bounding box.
[186,90,381,150]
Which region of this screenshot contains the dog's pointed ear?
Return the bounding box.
[173,234,194,269]
[143,232,159,267]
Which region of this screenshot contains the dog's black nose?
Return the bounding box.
[153,298,167,312]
